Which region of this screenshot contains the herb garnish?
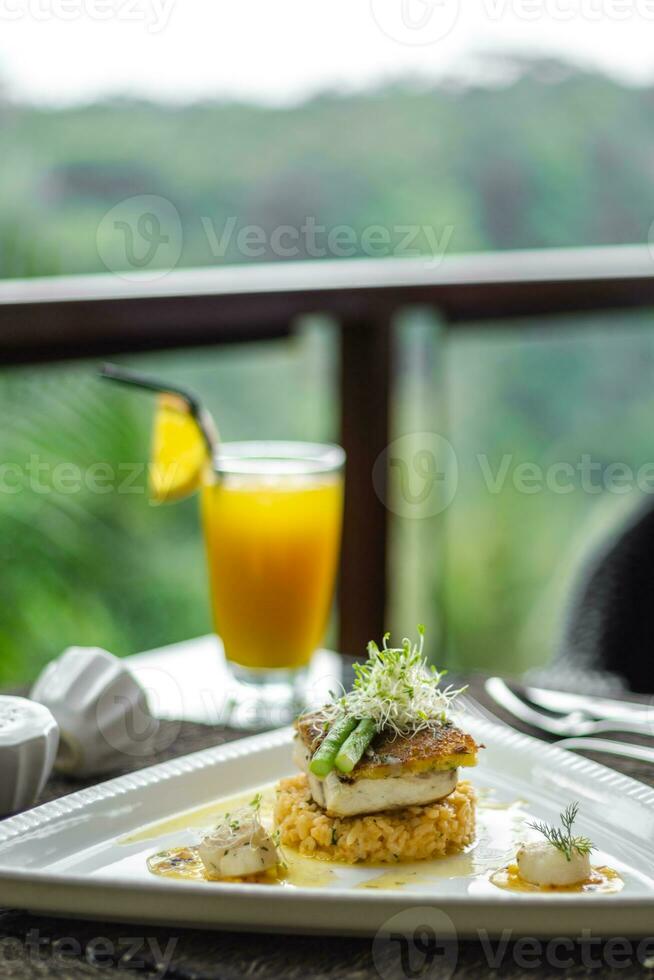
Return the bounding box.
[327,626,465,738]
[207,795,268,851]
[527,803,595,862]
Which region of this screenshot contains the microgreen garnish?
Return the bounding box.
[527,803,595,862]
[206,794,269,852]
[326,626,465,738]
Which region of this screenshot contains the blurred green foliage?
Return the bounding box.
[0,332,338,683]
[2,58,654,681]
[3,60,654,274]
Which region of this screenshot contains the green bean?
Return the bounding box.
[309,716,358,778]
[334,718,377,774]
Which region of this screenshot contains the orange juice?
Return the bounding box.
[201,470,343,671]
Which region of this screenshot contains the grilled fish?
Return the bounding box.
[294,712,479,817]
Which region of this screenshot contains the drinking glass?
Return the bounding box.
[201,441,345,725]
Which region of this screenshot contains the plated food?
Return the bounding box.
[491,802,622,894]
[145,627,622,896]
[520,802,594,886]
[196,793,279,878]
[276,627,479,863]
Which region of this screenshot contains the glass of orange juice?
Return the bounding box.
[201,441,345,723]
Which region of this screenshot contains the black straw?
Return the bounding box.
[99,363,217,457]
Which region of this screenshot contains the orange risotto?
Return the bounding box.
[274,774,476,864]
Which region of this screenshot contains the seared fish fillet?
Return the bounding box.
[294,713,479,818]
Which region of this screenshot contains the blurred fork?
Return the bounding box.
[458,691,654,765]
[554,737,654,764]
[485,677,654,739]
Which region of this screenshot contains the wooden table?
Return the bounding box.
[2,639,653,979]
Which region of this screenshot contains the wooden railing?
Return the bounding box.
[2,244,654,653]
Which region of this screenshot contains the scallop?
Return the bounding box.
[517,841,591,887]
[198,817,279,878]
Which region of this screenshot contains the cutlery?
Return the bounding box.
[553,737,654,765]
[485,677,654,739]
[461,693,654,767]
[524,684,652,724]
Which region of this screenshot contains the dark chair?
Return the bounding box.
[560,499,654,694]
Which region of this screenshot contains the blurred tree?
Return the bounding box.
[2,56,654,680]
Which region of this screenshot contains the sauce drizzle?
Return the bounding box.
[490,863,624,895]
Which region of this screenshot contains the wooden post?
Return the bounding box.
[338,313,392,656]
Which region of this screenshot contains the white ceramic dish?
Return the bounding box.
[0,717,653,938]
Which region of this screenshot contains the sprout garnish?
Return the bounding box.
[527,802,595,862]
[308,627,465,778]
[329,626,466,740]
[207,795,267,852]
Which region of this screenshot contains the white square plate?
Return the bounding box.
[0,717,653,938]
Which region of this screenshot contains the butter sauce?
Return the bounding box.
[490,863,623,895]
[138,783,625,897]
[147,845,334,888]
[122,785,277,845]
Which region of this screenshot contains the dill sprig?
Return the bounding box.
[527,802,595,862]
[325,626,466,738]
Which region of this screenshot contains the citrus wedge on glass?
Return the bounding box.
[149,393,214,503]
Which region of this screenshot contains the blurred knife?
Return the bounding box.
[524,685,652,724]
[554,737,654,764]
